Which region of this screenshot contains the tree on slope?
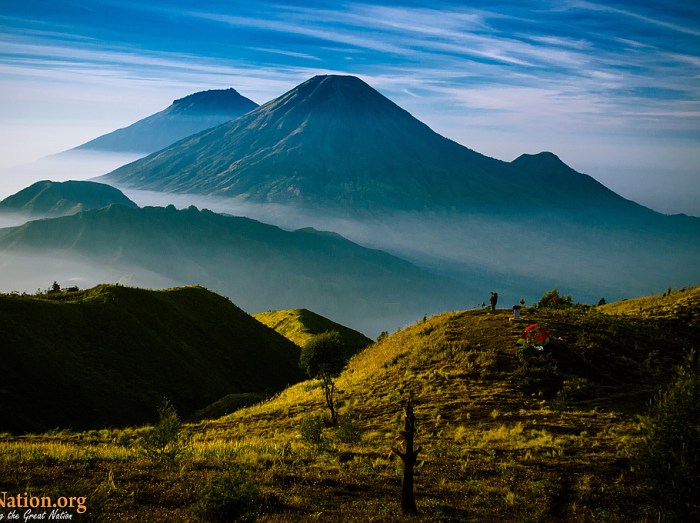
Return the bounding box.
[300,331,347,426]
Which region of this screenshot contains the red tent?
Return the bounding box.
[517,323,550,346]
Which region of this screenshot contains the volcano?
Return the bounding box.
[103,75,635,212]
[71,88,258,155]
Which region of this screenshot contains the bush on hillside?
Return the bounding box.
[538,288,573,308]
[140,400,186,464]
[300,414,326,449]
[634,357,700,519]
[194,465,260,522]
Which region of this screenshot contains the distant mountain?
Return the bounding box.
[102,75,645,215]
[0,284,304,433]
[71,88,258,155]
[0,204,471,335]
[253,308,373,353]
[0,180,137,218]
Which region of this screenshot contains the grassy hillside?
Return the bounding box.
[0,284,304,433]
[0,290,697,520]
[253,308,373,352]
[599,285,700,327]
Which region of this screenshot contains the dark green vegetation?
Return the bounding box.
[300,331,349,426]
[0,284,304,433]
[70,88,258,155]
[1,287,697,520]
[0,180,137,218]
[253,308,373,353]
[0,204,468,334]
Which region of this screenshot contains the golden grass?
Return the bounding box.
[2,300,693,521]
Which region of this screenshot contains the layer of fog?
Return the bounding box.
[0,151,143,200]
[0,251,178,295]
[121,188,700,308]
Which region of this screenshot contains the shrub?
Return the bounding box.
[335,415,362,444]
[194,465,260,522]
[300,415,326,448]
[140,400,185,464]
[634,361,700,519]
[538,288,573,308]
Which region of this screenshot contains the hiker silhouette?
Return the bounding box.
[490,292,498,312]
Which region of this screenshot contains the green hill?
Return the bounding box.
[0,284,304,433]
[0,180,137,218]
[253,308,373,352]
[2,288,697,520]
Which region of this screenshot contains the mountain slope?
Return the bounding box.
[101,75,664,217]
[599,285,700,327]
[253,308,373,352]
[72,88,258,154]
[0,284,304,433]
[0,180,137,218]
[0,204,470,335]
[101,75,554,210]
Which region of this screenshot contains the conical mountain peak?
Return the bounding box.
[168,88,257,115]
[512,152,571,172]
[70,88,258,154]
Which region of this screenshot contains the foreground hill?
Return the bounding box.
[0,180,137,218]
[253,308,373,352]
[0,284,303,433]
[1,289,696,520]
[0,204,469,334]
[68,88,258,155]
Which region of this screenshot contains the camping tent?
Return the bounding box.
[516,323,550,348]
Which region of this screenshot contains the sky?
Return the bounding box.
[1,0,699,215]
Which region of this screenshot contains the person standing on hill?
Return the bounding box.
[490,291,498,312]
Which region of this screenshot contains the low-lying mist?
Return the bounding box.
[0,250,178,295]
[0,151,143,200]
[119,187,700,307]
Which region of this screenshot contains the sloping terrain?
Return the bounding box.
[1,289,696,520]
[70,88,258,155]
[0,180,137,218]
[599,285,700,327]
[253,308,373,351]
[0,284,303,433]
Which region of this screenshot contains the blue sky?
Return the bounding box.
[1,0,699,214]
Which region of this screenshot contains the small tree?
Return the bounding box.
[300,331,347,426]
[141,399,185,463]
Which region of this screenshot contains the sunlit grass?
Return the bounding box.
[2,296,694,520]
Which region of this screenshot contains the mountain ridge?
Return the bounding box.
[0,204,470,334]
[0,179,137,218]
[71,87,258,155]
[101,75,651,216]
